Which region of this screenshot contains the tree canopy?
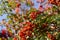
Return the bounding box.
[0,0,60,40]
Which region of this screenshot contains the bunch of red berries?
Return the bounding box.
[30,11,41,20]
[47,33,56,40]
[19,22,35,40]
[48,0,60,6]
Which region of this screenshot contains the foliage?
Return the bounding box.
[0,0,60,40]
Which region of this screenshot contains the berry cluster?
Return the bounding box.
[47,33,56,40]
[19,22,35,40]
[13,37,18,40]
[30,11,41,20]
[48,0,60,6]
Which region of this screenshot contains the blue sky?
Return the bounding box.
[0,14,7,22]
[0,14,7,32]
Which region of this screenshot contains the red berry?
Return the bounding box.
[13,37,18,40]
[21,28,27,32]
[48,0,60,6]
[47,33,52,39]
[25,31,32,36]
[30,12,37,20]
[38,5,44,12]
[19,32,25,37]
[26,22,32,26]
[19,22,35,40]
[27,26,31,30]
[21,37,26,40]
[15,8,20,13]
[2,30,6,35]
[36,11,41,14]
[16,3,21,8]
[47,33,56,40]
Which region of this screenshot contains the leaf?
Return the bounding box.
[40,36,46,40]
[52,5,58,11]
[0,38,2,40]
[8,37,13,40]
[8,20,13,24]
[56,16,60,21]
[35,38,39,40]
[56,32,60,40]
[0,10,2,16]
[8,1,16,8]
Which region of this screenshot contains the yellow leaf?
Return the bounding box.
[8,0,16,8]
[0,38,2,40]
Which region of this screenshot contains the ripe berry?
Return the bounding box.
[16,3,21,8]
[19,32,25,38]
[30,12,37,20]
[13,37,18,40]
[38,5,44,12]
[2,30,6,35]
[47,33,56,40]
[21,37,26,40]
[19,22,35,40]
[15,8,20,13]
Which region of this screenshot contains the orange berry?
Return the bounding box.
[15,8,20,13]
[21,38,26,40]
[16,3,21,7]
[13,37,18,40]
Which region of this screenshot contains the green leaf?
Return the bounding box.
[8,37,13,40]
[35,38,39,40]
[56,32,60,40]
[40,36,46,40]
[0,10,2,16]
